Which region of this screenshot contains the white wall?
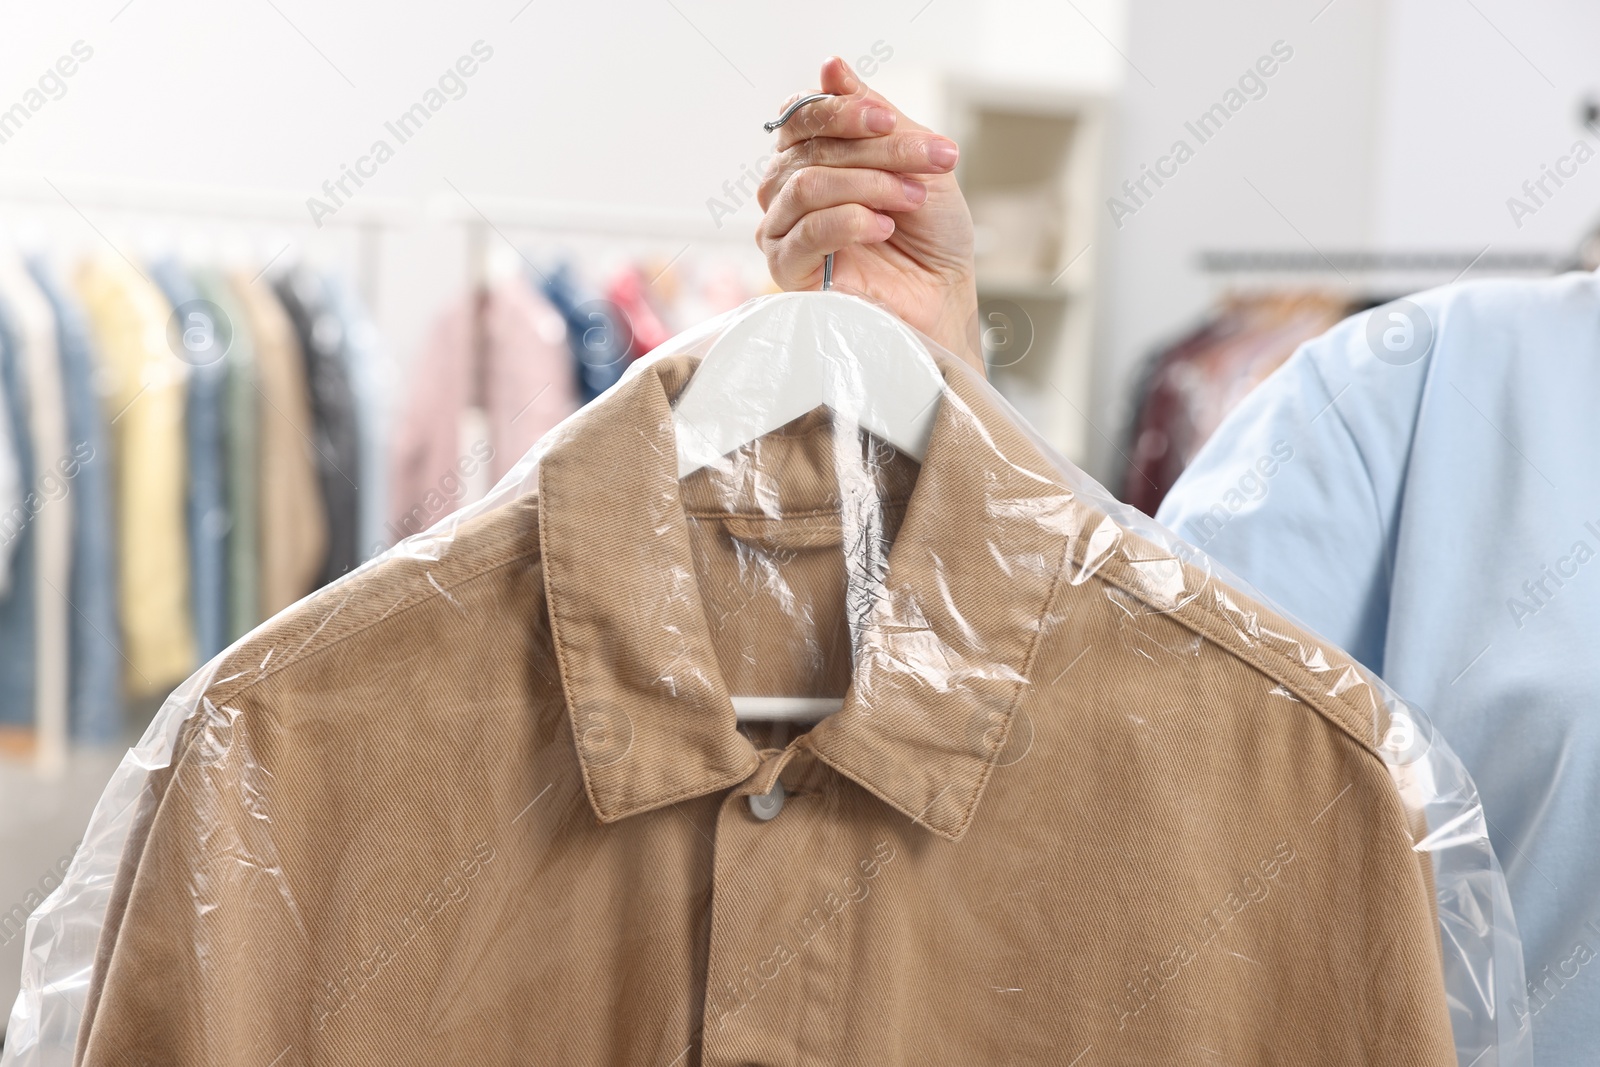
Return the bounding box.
[1371,0,1600,249]
[1091,0,1386,481]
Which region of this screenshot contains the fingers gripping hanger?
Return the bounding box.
[764,93,837,292]
[673,92,947,724]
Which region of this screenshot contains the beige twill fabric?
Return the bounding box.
[76,354,1454,1066]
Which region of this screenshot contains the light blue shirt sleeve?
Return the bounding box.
[1155,308,1434,674]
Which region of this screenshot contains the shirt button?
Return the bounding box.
[747,780,785,821]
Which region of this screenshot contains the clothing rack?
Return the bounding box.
[1196,248,1570,283]
[441,194,765,334]
[0,177,763,774]
[1191,248,1574,321]
[0,175,409,315]
[1199,249,1568,272]
[0,175,766,327]
[1126,245,1575,514]
[0,174,411,223]
[428,193,759,245]
[437,193,766,414]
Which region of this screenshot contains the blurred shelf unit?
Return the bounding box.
[943,78,1106,467]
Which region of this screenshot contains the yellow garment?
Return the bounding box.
[75,258,195,697]
[229,273,326,617]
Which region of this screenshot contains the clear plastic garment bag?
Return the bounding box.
[4,289,1526,1066]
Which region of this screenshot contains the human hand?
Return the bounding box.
[756,56,982,373]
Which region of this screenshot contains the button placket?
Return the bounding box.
[702,748,815,1064]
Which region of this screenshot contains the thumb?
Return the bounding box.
[819,55,862,97]
[818,54,925,131]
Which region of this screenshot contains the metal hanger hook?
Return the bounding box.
[763,92,835,133]
[764,92,838,290]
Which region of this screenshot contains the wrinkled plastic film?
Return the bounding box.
[4,291,1525,1065]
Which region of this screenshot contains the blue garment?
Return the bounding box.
[274,270,361,585]
[0,334,18,597]
[0,296,36,727]
[1158,272,1600,1065]
[538,264,627,402]
[151,261,229,662]
[325,275,390,558]
[29,261,123,743]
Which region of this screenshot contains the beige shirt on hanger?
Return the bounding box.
[74,354,1456,1067]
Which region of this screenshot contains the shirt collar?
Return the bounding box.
[537,350,1073,841]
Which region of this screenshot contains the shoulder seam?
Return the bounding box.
[205,547,541,709]
[1084,531,1386,762]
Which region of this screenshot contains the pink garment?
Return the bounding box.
[606,265,671,358]
[387,278,579,542]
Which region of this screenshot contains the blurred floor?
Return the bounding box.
[0,747,125,1046]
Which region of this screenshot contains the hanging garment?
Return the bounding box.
[1120,292,1351,515]
[11,297,1522,1067]
[75,258,195,698]
[539,262,629,402]
[387,277,577,542]
[643,256,751,329]
[230,272,326,618]
[0,306,20,599]
[0,255,73,760]
[605,262,672,358]
[324,276,391,559]
[151,261,230,662]
[29,259,122,743]
[192,269,259,642]
[274,270,361,587]
[1157,272,1600,1066]
[0,296,37,734]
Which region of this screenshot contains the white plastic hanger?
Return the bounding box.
[671,94,946,723]
[672,289,944,477]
